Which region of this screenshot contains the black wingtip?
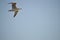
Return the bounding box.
[13,16,15,18]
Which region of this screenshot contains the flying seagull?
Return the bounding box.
[8,2,22,17]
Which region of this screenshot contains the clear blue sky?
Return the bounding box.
[0,0,60,40]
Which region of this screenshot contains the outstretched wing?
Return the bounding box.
[12,3,17,9]
[14,11,18,17]
[8,2,17,9]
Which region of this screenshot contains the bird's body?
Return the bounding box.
[8,2,21,17]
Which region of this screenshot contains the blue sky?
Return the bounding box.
[0,0,60,40]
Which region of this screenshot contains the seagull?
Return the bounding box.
[8,2,22,17]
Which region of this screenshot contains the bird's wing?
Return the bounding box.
[12,3,17,9]
[14,11,18,17]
